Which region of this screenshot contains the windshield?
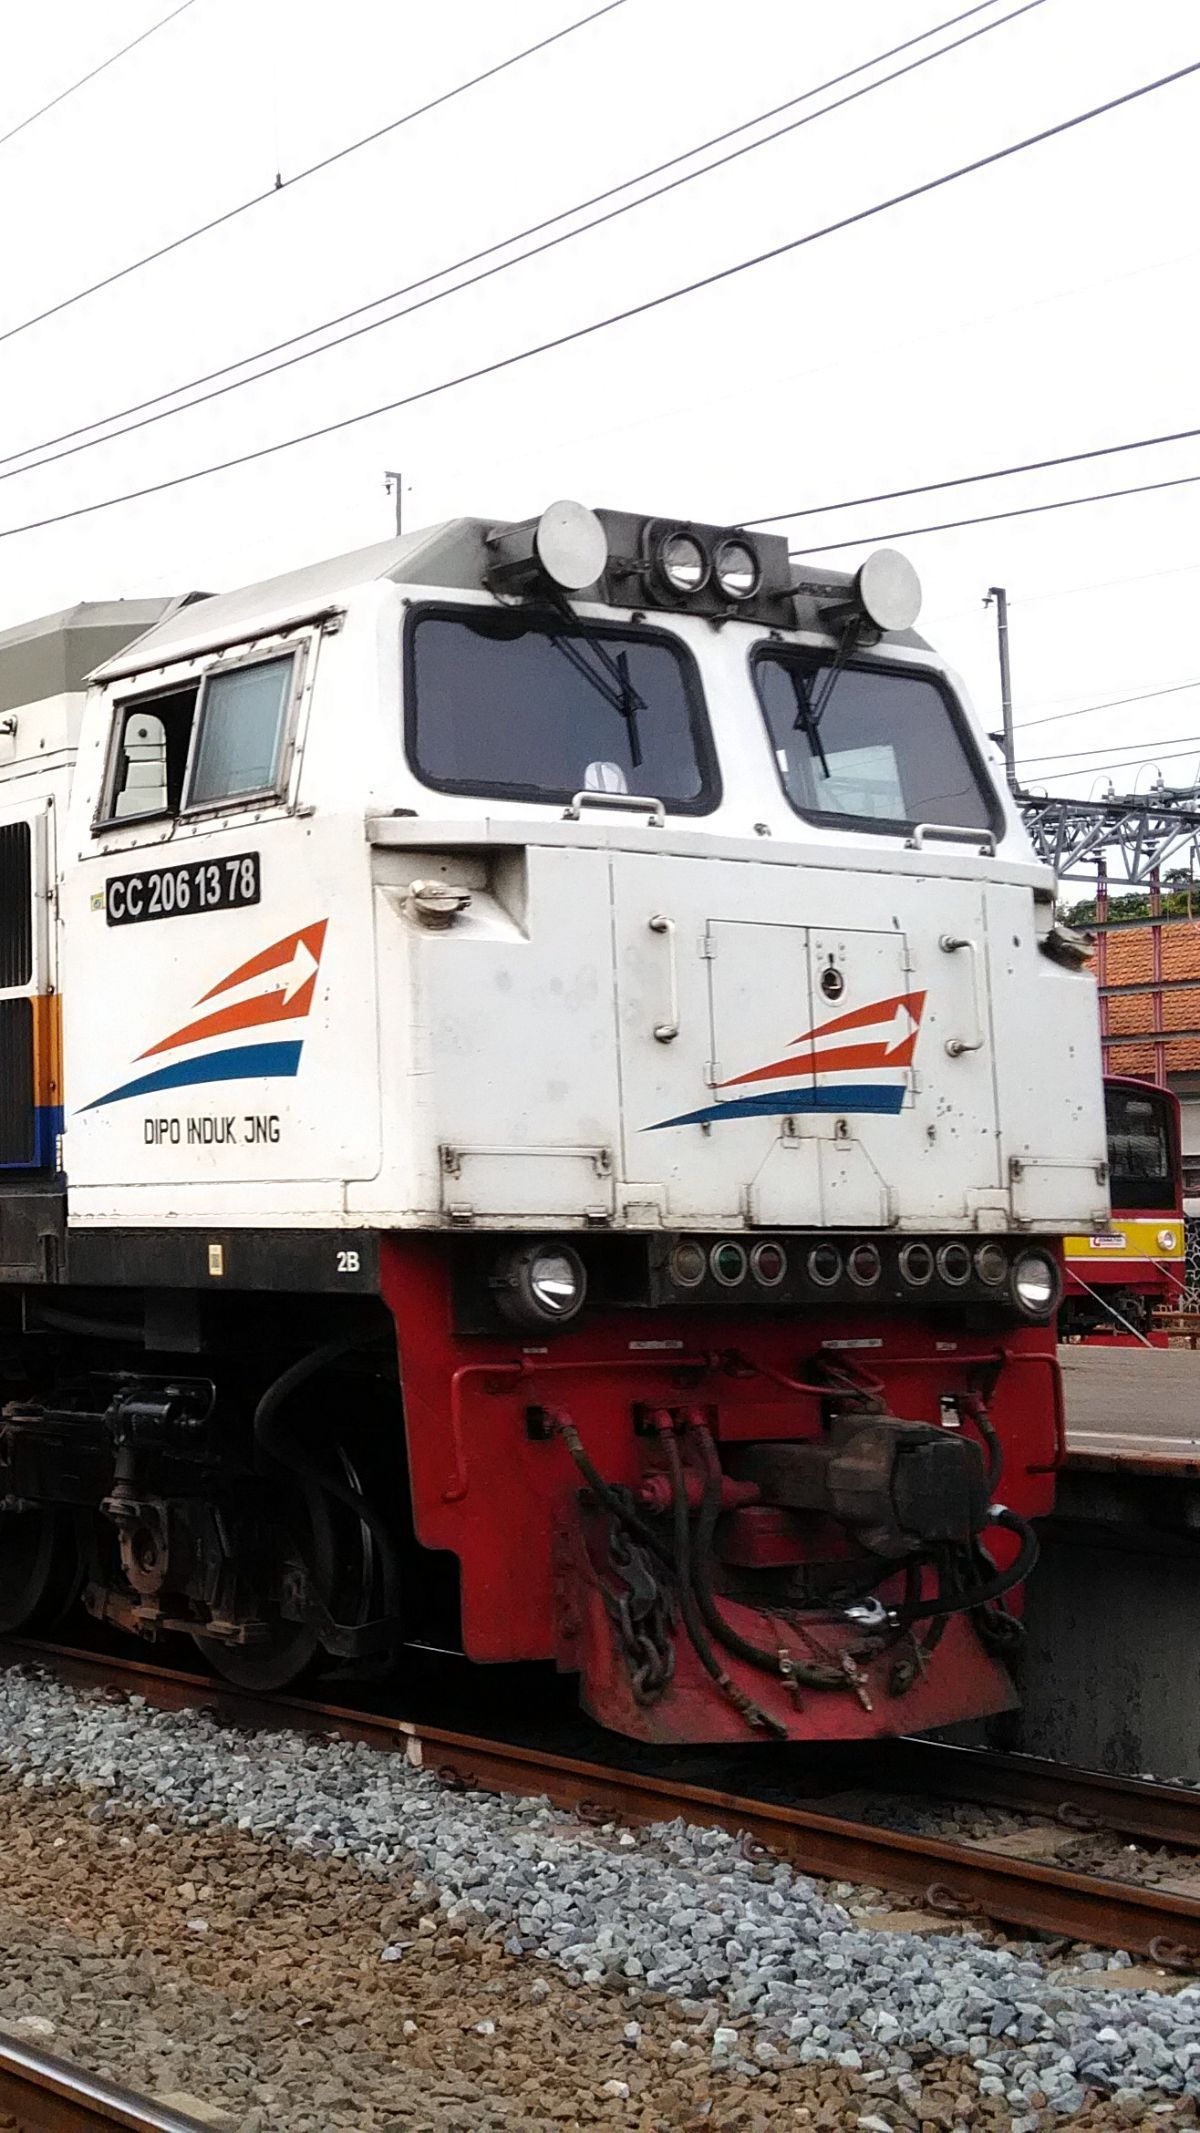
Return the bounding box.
[406,607,718,812]
[1106,1081,1178,1213]
[753,651,995,834]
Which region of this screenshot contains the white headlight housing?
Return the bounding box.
[493,1241,587,1328]
[1012,1250,1061,1319]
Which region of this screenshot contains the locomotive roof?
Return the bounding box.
[86,518,929,685]
[0,596,180,713]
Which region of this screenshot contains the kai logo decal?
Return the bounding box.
[647,989,926,1130]
[82,922,327,1111]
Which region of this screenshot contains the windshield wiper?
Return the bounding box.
[789,636,858,780]
[547,629,646,769]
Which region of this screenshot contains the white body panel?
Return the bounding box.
[47,536,1104,1237]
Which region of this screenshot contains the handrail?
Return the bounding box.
[648,913,679,1041]
[562,790,665,826]
[940,932,986,1056]
[906,822,996,854]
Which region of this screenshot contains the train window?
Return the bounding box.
[405,607,718,813]
[103,686,199,824]
[753,652,996,834]
[1106,1084,1177,1212]
[185,654,294,809]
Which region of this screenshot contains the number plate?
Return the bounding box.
[105,852,261,926]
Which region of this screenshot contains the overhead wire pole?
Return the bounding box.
[985,586,1016,791]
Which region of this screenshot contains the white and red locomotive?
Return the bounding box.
[0,504,1106,1742]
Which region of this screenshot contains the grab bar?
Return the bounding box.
[940,933,985,1056]
[563,790,665,827]
[907,822,996,854]
[648,914,679,1041]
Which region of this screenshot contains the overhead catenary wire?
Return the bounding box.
[0,51,1194,546]
[0,0,197,154]
[1032,744,1200,784]
[1016,678,1200,732]
[788,463,1200,554]
[1021,731,1200,767]
[0,0,628,353]
[0,0,1043,485]
[748,419,1200,529]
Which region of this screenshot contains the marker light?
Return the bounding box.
[899,1243,934,1285]
[657,530,709,594]
[847,1242,882,1286]
[937,1242,972,1286]
[1158,1228,1180,1253]
[1013,1251,1061,1319]
[808,1244,842,1287]
[710,1240,748,1286]
[493,1241,587,1328]
[750,1241,788,1287]
[854,548,922,634]
[974,1243,1009,1286]
[713,537,761,601]
[671,1240,707,1288]
[533,500,609,591]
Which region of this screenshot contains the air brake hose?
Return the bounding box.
[657,1422,787,1737]
[884,1506,1039,1628]
[686,1420,849,1689]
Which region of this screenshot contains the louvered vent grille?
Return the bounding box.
[0,823,31,988]
[0,999,35,1165]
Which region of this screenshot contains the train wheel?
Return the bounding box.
[191,1462,376,1694]
[0,1507,82,1635]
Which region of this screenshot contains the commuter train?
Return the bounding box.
[1060,1076,1184,1343]
[0,502,1108,1743]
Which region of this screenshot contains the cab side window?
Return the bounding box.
[99,651,297,830]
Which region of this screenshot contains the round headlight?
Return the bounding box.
[670,1240,707,1288]
[937,1242,972,1286]
[855,548,922,633]
[1013,1251,1061,1319]
[493,1241,587,1328]
[1158,1228,1180,1253]
[750,1241,788,1287]
[532,500,609,591]
[713,536,761,602]
[657,530,709,594]
[847,1242,882,1287]
[974,1243,1009,1286]
[808,1244,842,1287]
[899,1242,934,1286]
[710,1240,748,1287]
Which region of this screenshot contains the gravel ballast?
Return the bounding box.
[0,1665,1197,2128]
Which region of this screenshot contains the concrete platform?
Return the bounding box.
[1060,1344,1200,1473]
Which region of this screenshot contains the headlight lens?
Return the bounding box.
[657,530,708,594]
[493,1241,587,1327]
[974,1243,1009,1286]
[1013,1251,1060,1317]
[1158,1228,1180,1253]
[713,536,761,601]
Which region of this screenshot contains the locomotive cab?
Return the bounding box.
[0,504,1107,1741]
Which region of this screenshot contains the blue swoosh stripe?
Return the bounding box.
[82,1041,303,1111]
[646,1082,907,1130]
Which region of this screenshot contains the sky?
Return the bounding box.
[0,0,1198,837]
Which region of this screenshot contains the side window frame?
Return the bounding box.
[178,645,303,818]
[750,645,1003,841]
[93,638,309,837]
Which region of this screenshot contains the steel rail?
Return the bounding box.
[0,2029,211,2131]
[6,1640,1200,1965]
[882,1738,1200,1849]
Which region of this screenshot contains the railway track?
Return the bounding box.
[0,2028,210,2131]
[5,1639,1200,1970]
